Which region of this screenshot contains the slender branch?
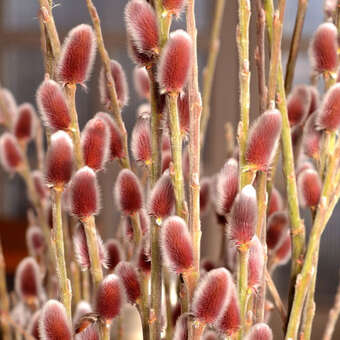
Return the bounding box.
[238,246,249,339]
[0,239,10,340]
[284,0,309,94]
[200,0,226,145]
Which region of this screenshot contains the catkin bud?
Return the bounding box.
[161,150,172,173]
[127,34,154,66]
[95,274,125,322]
[173,314,189,340]
[75,325,99,340]
[137,236,151,274]
[178,89,190,135]
[115,261,141,304]
[245,323,273,340]
[308,86,319,115]
[14,103,37,142]
[248,236,265,289]
[216,159,239,215]
[36,79,71,131]
[28,310,41,339]
[26,226,45,256]
[99,60,129,109]
[266,212,289,251]
[298,169,321,207]
[73,300,92,326]
[81,117,110,171]
[70,167,100,218]
[268,187,283,216]
[105,239,124,271]
[40,300,72,340]
[158,30,192,93]
[32,170,49,201]
[163,0,186,17]
[45,131,73,187]
[133,66,150,99]
[161,216,194,273]
[125,0,159,56]
[0,133,23,172]
[148,172,175,221]
[192,268,233,324]
[245,109,282,170]
[96,112,124,160]
[0,88,17,126]
[274,230,291,266]
[131,117,151,165]
[114,169,143,215]
[229,185,257,245]
[287,85,311,126]
[309,22,338,73]
[317,83,340,131]
[303,112,321,159]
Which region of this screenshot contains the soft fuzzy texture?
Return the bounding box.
[173,314,189,340]
[158,30,192,93]
[57,24,97,84]
[160,216,194,273]
[28,310,41,339]
[36,79,71,131]
[163,0,186,16]
[248,236,265,289]
[303,112,321,159]
[105,239,124,271]
[32,170,49,201]
[266,212,289,251]
[133,66,150,99]
[267,187,283,216]
[14,103,37,142]
[178,89,190,135]
[0,133,23,173]
[298,168,321,207]
[73,300,92,326]
[287,85,311,126]
[244,323,273,340]
[0,88,17,126]
[274,230,291,266]
[131,117,152,165]
[26,226,45,256]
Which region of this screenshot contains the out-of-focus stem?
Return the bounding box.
[238,246,249,339]
[200,0,226,145]
[82,270,91,301]
[85,0,131,169]
[52,187,72,319]
[284,0,309,94]
[1,312,36,340]
[164,269,173,340]
[237,0,251,189]
[138,273,150,340]
[130,213,142,248]
[167,92,186,218]
[70,261,81,307]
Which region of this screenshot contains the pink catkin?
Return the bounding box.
[40,300,72,340]
[0,88,17,126]
[73,301,92,326]
[127,33,155,66]
[287,85,311,126]
[173,314,189,340]
[161,216,194,273]
[245,323,273,340]
[310,22,338,73]
[105,239,124,271]
[99,60,129,108]
[114,169,143,215]
[28,310,41,339]
[131,117,152,165]
[70,167,100,218]
[75,325,99,340]
[192,268,233,324]
[178,89,190,135]
[298,169,321,207]
[0,132,23,172]
[308,86,319,115]
[266,212,289,251]
[137,236,151,274]
[133,66,150,99]
[245,109,282,170]
[58,24,97,84]
[81,116,110,172]
[45,131,73,187]
[303,112,321,159]
[26,226,45,256]
[96,112,125,160]
[161,150,172,173]
[274,230,292,266]
[267,187,283,216]
[248,236,265,289]
[158,30,192,93]
[148,172,175,220]
[32,170,49,201]
[163,0,186,16]
[229,185,257,245]
[14,103,37,142]
[36,79,71,131]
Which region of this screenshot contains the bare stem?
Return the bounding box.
[238,246,249,339]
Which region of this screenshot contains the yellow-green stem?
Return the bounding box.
[138,273,150,340]
[238,246,249,339]
[130,212,142,248]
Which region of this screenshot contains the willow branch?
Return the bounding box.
[238,246,249,339]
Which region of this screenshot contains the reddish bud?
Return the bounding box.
[115,261,141,304]
[245,109,282,170]
[203,331,218,340]
[114,169,143,215]
[163,0,186,16]
[26,226,45,256]
[268,188,283,216]
[245,323,273,340]
[216,159,238,215]
[215,284,240,336]
[137,103,151,118]
[162,133,171,152]
[0,88,17,126]
[324,0,337,18]
[310,23,338,73]
[303,113,321,159]
[96,112,124,160]
[201,258,217,273]
[75,325,99,340]
[317,83,340,131]
[287,85,311,126]
[28,310,41,339]
[229,185,257,245]
[81,117,110,171]
[105,239,124,271]
[308,86,319,115]
[73,301,92,326]
[266,212,289,251]
[247,236,265,289]
[15,257,42,304]
[148,172,175,220]
[127,34,154,65]
[32,170,49,201]
[173,314,189,340]
[14,103,37,142]
[95,274,125,321]
[178,89,190,135]
[131,117,151,165]
[192,268,233,324]
[36,79,71,130]
[298,169,321,207]
[70,167,100,218]
[40,300,72,340]
[137,236,151,274]
[125,0,159,56]
[161,150,172,173]
[99,60,129,108]
[58,24,96,84]
[73,223,107,270]
[274,230,291,266]
[161,216,193,273]
[45,131,73,187]
[133,66,150,99]
[200,177,211,216]
[158,30,192,93]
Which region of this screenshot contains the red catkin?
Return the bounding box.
[26,226,45,256]
[133,66,150,99]
[160,216,194,273]
[245,323,273,340]
[28,310,41,339]
[161,150,172,173]
[40,300,72,340]
[99,60,129,108]
[248,236,265,289]
[75,325,99,340]
[36,79,71,131]
[274,230,292,266]
[137,236,151,274]
[192,268,233,324]
[287,85,311,127]
[158,30,192,93]
[163,0,186,16]
[245,109,282,170]
[73,300,92,326]
[58,24,97,84]
[45,131,73,187]
[178,89,190,135]
[131,117,152,165]
[0,133,23,172]
[14,103,37,142]
[297,168,321,207]
[114,169,143,215]
[303,112,321,159]
[81,116,110,172]
[266,212,289,251]
[308,86,319,115]
[32,170,49,201]
[267,187,283,216]
[70,167,100,218]
[105,239,124,271]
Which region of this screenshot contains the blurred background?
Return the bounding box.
[0,0,339,338]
